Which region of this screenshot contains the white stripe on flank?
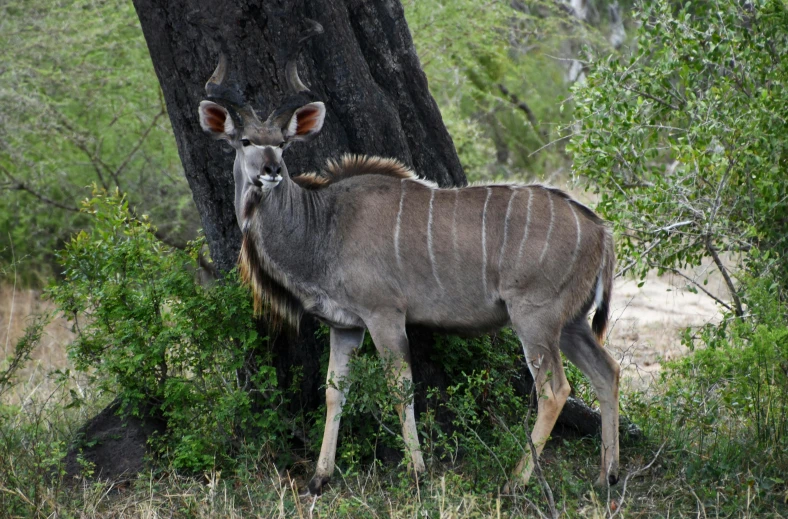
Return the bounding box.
[561,201,582,285]
[427,189,444,291]
[539,192,555,264]
[482,188,492,296]
[498,188,517,272]
[516,188,534,266]
[394,180,406,271]
[452,190,460,267]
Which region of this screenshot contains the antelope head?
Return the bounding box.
[198,23,325,199]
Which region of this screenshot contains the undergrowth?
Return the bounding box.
[3,193,788,517]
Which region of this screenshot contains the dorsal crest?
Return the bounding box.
[293,154,421,189]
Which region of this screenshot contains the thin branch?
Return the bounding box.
[608,443,665,518]
[113,108,167,181]
[704,236,743,317]
[0,164,80,213]
[650,263,734,314]
[543,53,588,64]
[55,115,113,190]
[615,221,697,278]
[528,132,577,158]
[620,84,681,111]
[616,238,662,278]
[655,220,693,233]
[497,83,547,145]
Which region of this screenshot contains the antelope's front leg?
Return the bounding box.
[366,316,426,476]
[308,327,365,496]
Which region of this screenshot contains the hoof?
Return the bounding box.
[594,472,619,488]
[501,481,527,495]
[307,475,330,496]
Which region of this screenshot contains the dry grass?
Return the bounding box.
[0,283,75,406]
[5,281,786,518]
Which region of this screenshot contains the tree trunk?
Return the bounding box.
[128,0,618,455]
[131,0,466,419]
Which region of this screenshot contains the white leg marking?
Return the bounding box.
[539,191,555,264]
[482,188,492,297]
[498,188,517,272]
[427,189,444,291]
[452,190,460,268]
[516,188,534,267]
[394,180,406,271]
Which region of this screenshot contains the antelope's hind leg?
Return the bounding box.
[559,317,620,487]
[365,314,426,476]
[506,302,571,490]
[308,326,366,496]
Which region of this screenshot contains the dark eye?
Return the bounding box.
[278,142,288,149]
[241,139,251,147]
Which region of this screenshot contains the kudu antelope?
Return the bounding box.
[198,29,620,496]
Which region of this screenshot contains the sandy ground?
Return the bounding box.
[0,284,75,405]
[606,270,724,391]
[1,272,725,399]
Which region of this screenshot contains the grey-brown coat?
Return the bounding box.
[198,47,620,496]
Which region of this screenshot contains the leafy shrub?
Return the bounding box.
[48,191,287,472]
[572,0,788,500]
[627,275,788,495]
[571,0,788,303]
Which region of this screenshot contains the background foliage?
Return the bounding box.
[2,0,788,516]
[47,191,286,473]
[0,0,196,285]
[571,0,788,309]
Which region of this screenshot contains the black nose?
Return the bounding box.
[263,163,281,176]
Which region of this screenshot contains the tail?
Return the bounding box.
[591,229,615,343]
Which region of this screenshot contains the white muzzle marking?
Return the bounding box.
[260,174,283,189]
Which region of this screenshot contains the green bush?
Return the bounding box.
[571,0,788,299]
[627,275,788,499]
[48,191,287,472]
[0,0,194,285]
[571,0,788,504]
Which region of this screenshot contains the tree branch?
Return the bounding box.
[620,84,681,110]
[54,114,114,190]
[651,263,734,314]
[0,164,81,213]
[704,236,743,317]
[113,108,167,182]
[497,83,547,145]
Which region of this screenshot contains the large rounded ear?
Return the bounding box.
[284,102,325,142]
[199,100,236,140]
